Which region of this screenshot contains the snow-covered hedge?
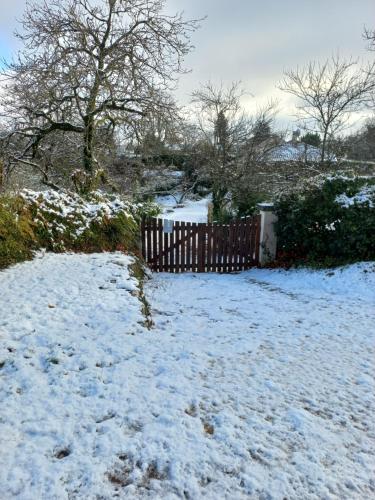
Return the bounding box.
[335,184,375,208]
[275,176,375,266]
[0,189,160,269]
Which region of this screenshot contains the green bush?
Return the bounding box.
[211,190,266,223]
[275,177,375,266]
[233,192,266,219]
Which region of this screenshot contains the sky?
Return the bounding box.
[0,0,374,131]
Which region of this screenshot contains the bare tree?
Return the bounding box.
[364,27,375,110]
[191,82,251,217]
[130,98,183,157]
[364,27,375,51]
[279,57,375,162]
[1,0,200,191]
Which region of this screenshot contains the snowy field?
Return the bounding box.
[0,253,374,499]
[156,195,209,222]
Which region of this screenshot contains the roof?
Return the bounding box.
[265,142,337,162]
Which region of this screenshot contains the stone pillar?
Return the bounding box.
[257,203,278,266]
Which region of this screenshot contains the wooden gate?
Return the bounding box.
[141,215,261,273]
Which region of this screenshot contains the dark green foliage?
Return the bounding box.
[128,200,161,222]
[275,177,375,266]
[233,192,267,219]
[213,191,266,223]
[301,132,321,147]
[212,205,233,224]
[344,121,375,162]
[212,187,229,222]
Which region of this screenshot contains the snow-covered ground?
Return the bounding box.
[0,254,374,499]
[156,195,209,222]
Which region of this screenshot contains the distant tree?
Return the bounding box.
[364,27,375,51]
[191,82,250,218]
[279,57,375,163]
[301,132,321,147]
[191,86,283,219]
[344,119,375,161]
[251,113,273,145]
[131,100,183,159]
[364,27,375,110]
[1,0,200,192]
[246,100,280,150]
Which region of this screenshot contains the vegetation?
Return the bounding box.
[279,57,374,163]
[275,177,375,266]
[301,132,321,147]
[0,1,374,271]
[0,0,199,191]
[0,190,159,270]
[343,120,375,161]
[190,83,280,220]
[0,195,37,268]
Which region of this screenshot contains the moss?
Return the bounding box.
[0,196,37,269]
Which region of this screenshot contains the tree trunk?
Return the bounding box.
[321,128,328,163]
[212,186,227,221]
[83,117,95,173]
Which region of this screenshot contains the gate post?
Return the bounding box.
[257,203,278,266]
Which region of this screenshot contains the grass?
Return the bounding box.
[129,260,154,329]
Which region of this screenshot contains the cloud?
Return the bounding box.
[1,0,373,132]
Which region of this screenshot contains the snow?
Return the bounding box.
[156,195,209,222]
[1,254,374,499]
[21,189,135,221]
[335,185,375,208]
[19,189,138,243]
[266,142,337,163]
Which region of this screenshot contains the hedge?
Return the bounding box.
[0,189,160,270]
[274,177,375,267]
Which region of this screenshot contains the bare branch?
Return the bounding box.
[279,56,375,162]
[1,0,201,188]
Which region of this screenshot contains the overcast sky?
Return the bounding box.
[0,0,373,130]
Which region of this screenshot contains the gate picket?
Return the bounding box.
[239,221,245,270]
[186,222,191,272]
[228,223,233,272]
[245,219,255,267]
[191,223,197,272]
[141,218,146,261]
[206,223,212,272]
[217,225,223,273]
[177,222,181,273]
[232,221,239,271]
[254,215,260,265]
[158,221,162,268]
[163,227,169,272]
[169,222,175,271]
[152,218,157,270]
[222,225,228,272]
[237,220,243,271]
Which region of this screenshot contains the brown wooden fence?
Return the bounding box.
[141,216,261,273]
